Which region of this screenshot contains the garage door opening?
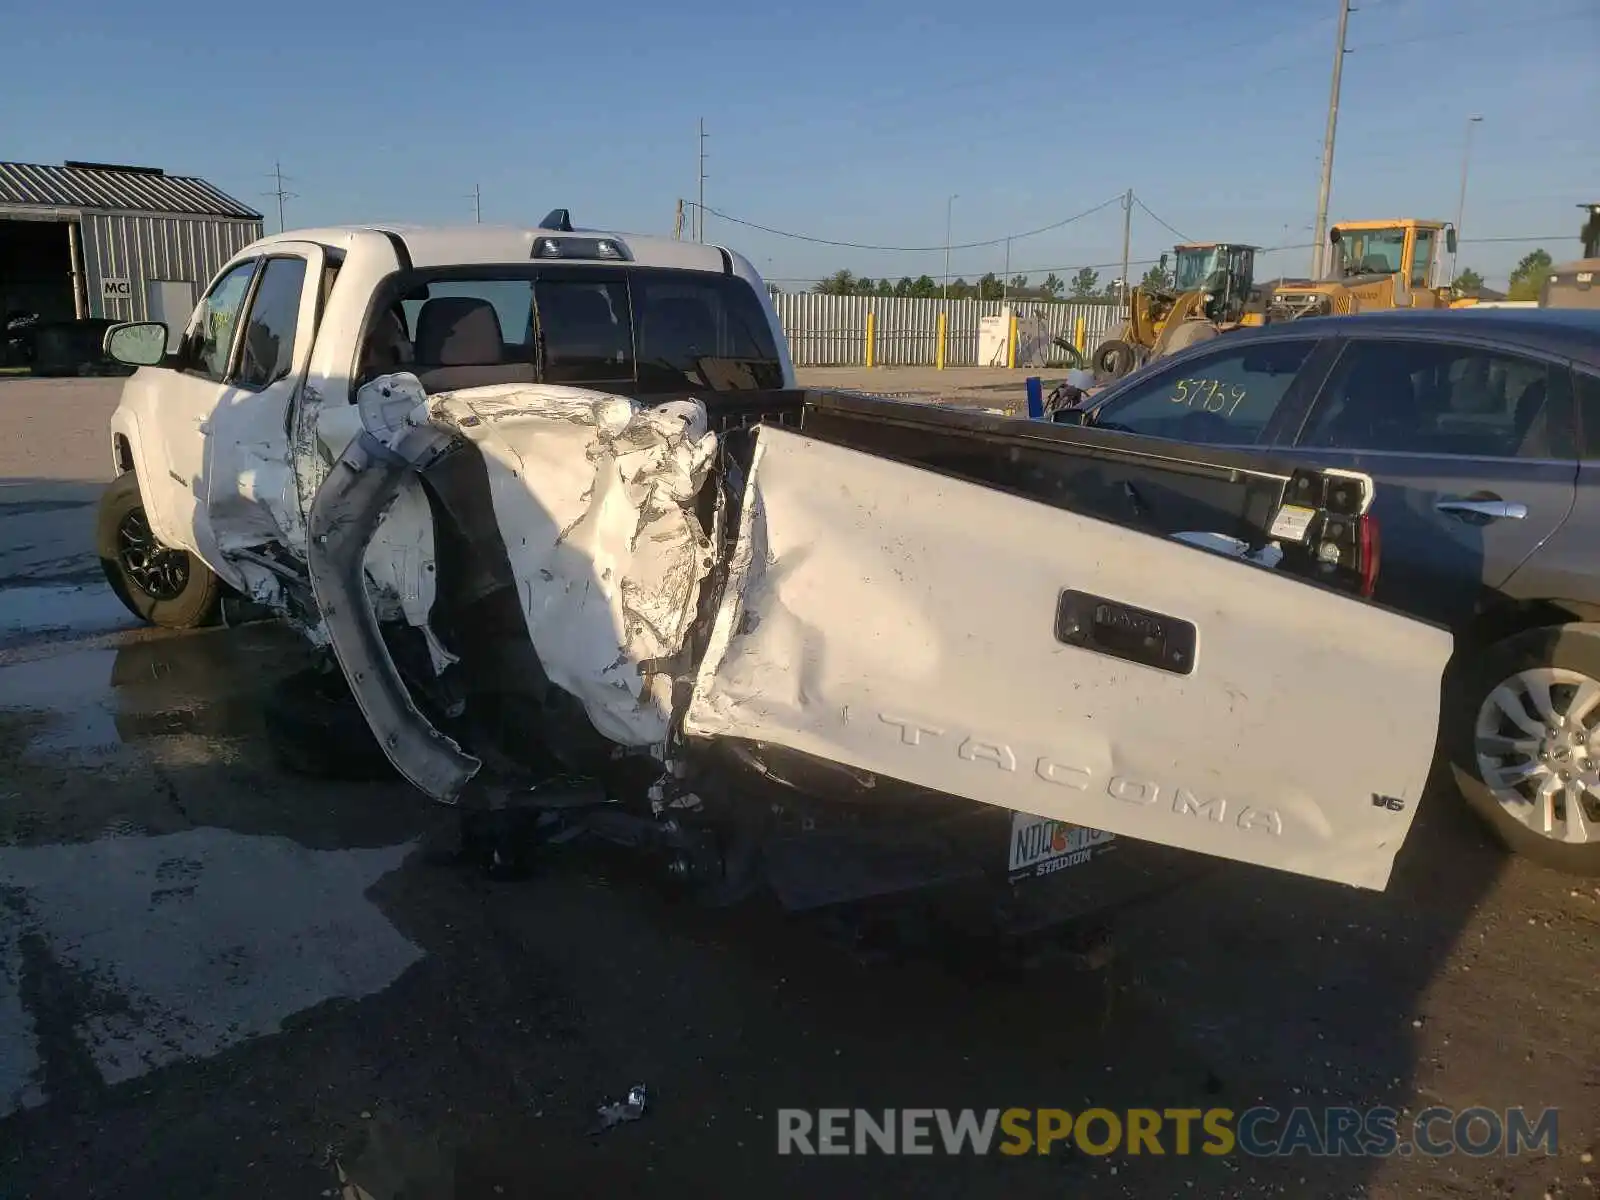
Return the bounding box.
[0,218,79,326]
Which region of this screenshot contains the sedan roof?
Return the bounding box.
[1219,307,1600,365]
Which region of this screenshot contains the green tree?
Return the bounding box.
[814,269,855,296]
[1042,272,1065,299]
[1009,274,1030,296]
[875,278,895,297]
[1069,267,1100,299]
[1507,249,1552,301]
[1141,263,1173,291]
[977,272,1004,301]
[1451,268,1485,295]
[910,275,938,298]
[893,276,914,297]
[853,276,876,295]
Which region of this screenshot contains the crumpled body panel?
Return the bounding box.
[422,382,718,747]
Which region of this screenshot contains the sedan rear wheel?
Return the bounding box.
[1449,624,1600,875]
[1473,666,1600,845]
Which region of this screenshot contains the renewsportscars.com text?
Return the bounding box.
[777,1106,1559,1158]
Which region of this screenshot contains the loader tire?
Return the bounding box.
[1092,339,1138,381]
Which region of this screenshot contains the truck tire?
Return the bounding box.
[1446,624,1600,876]
[262,667,396,781]
[1092,339,1138,381]
[96,472,222,629]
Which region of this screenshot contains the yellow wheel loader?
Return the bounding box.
[1267,219,1457,320]
[1090,242,1266,380]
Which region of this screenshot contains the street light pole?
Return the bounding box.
[943,194,958,302]
[1451,115,1484,287]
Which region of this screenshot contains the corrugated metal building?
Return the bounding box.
[0,160,262,331]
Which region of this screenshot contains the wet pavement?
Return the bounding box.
[1,383,1598,1198]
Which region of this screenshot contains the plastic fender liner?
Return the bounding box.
[305,426,482,803]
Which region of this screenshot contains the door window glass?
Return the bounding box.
[1300,341,1562,458]
[236,257,308,389]
[1089,339,1315,445]
[1410,229,1436,287]
[185,260,256,381]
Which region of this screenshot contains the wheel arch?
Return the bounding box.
[1458,596,1600,655]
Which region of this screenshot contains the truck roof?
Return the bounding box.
[243,223,738,273]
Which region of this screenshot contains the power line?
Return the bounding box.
[687,194,1124,253]
[1348,5,1593,51]
[1132,196,1192,244]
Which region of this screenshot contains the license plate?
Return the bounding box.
[1007,811,1116,878]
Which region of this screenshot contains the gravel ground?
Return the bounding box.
[0,375,1596,1199]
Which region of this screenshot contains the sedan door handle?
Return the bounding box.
[1435,498,1528,521]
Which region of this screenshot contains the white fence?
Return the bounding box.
[771,294,1123,368]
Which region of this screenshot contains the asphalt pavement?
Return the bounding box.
[0,376,1596,1199]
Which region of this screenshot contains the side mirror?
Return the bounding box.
[1329,228,1342,245]
[1159,252,1169,271]
[1445,228,1458,254]
[1050,407,1089,425]
[104,322,169,367]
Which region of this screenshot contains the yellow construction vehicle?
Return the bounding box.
[1266,218,1457,321]
[1091,242,1265,379]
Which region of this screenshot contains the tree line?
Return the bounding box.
[805,249,1557,302]
[807,264,1176,301]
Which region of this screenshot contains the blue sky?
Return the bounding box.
[4,0,1594,289]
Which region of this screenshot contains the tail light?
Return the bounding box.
[1358,513,1381,598]
[1273,468,1379,597]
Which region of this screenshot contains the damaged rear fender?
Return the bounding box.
[305,425,482,803]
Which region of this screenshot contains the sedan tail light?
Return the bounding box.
[1359,512,1381,598]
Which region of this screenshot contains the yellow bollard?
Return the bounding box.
[936,311,947,371]
[1074,316,1086,353]
[865,311,876,368]
[1007,313,1019,369]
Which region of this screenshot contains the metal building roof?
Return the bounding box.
[0,161,261,220]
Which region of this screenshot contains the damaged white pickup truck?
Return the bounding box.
[97,218,1453,941]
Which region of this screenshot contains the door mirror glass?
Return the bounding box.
[1445,227,1458,255]
[104,322,169,366]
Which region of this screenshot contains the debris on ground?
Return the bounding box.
[592,1083,649,1133]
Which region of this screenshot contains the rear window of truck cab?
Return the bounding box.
[355,266,782,396]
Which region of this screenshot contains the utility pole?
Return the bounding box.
[269,160,297,233]
[1311,0,1352,279]
[1120,188,1133,304]
[1003,237,1011,305]
[673,198,685,240]
[1451,115,1484,287]
[472,182,481,224]
[696,118,708,243]
[943,193,959,301]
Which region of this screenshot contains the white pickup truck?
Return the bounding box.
[96,217,1452,926]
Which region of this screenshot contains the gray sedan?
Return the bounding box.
[1073,308,1600,875]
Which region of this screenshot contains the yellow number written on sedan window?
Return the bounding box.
[1170,378,1248,416]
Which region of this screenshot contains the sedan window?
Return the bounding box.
[1299,340,1568,459]
[1089,339,1316,446]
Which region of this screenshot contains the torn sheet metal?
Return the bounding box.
[306,422,481,803]
[684,426,1452,891]
[424,382,718,747]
